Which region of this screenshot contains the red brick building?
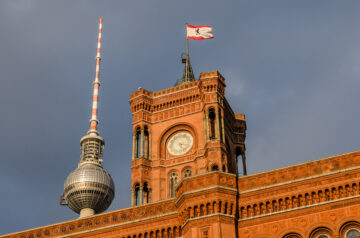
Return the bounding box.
[2,71,360,238]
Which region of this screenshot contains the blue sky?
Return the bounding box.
[1,0,359,234]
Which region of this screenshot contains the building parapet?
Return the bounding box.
[238,150,360,192]
[0,198,177,238]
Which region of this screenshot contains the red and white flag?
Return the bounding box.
[186,24,214,40]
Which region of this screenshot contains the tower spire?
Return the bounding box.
[183,36,195,82]
[174,25,196,86]
[89,17,103,135]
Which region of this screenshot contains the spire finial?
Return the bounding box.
[89,17,103,134]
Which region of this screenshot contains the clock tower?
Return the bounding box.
[129,70,247,206]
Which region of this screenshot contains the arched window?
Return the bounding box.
[282,233,302,238]
[317,235,329,238]
[208,108,216,139]
[143,182,150,204]
[136,127,141,158]
[144,126,149,159]
[346,229,360,238]
[134,183,140,206]
[183,168,192,178]
[309,227,332,238]
[170,171,178,198]
[211,164,219,171]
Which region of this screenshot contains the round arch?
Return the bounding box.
[182,166,193,178]
[308,226,333,238]
[159,123,197,158]
[210,163,220,172]
[339,221,360,238]
[279,228,304,238]
[282,233,302,238]
[168,170,179,198]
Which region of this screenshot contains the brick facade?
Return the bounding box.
[2,71,359,238]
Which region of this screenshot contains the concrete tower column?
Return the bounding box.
[79,208,95,218]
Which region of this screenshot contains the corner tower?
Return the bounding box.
[61,18,114,218]
[129,71,246,206]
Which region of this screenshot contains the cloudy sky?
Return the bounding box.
[1,0,359,234]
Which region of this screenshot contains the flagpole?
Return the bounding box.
[185,23,189,81]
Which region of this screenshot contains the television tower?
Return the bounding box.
[61,18,115,218]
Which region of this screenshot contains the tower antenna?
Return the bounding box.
[89,17,103,134]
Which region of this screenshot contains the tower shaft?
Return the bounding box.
[62,17,114,218]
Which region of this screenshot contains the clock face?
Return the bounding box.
[167,132,193,156]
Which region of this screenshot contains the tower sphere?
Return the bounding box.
[61,17,114,218]
[63,164,115,215]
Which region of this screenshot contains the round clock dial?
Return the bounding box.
[167,132,193,156]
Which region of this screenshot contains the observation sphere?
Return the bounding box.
[63,164,115,214]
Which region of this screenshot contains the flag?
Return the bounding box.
[186,24,214,40]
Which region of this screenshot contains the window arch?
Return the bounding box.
[339,221,360,238]
[135,127,141,158]
[169,171,178,198]
[346,229,360,238]
[143,182,150,204]
[208,108,216,139]
[211,164,219,171]
[309,226,332,238]
[282,233,302,238]
[144,126,149,159]
[159,123,196,159]
[183,168,192,178]
[134,183,140,206]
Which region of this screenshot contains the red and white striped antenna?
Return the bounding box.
[89,17,103,134]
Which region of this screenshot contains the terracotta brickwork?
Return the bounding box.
[2,151,360,238]
[237,151,360,237]
[129,71,246,206]
[2,71,360,238]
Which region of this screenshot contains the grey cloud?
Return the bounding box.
[0,0,359,234]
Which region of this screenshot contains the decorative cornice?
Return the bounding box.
[238,194,360,222]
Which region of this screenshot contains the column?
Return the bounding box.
[132,132,136,160]
[148,188,152,203]
[221,111,225,143]
[215,109,220,140]
[131,188,136,206]
[144,132,149,159]
[149,132,152,160]
[139,185,144,205]
[140,127,144,158]
[144,190,148,204]
[242,153,247,175]
[205,111,209,141]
